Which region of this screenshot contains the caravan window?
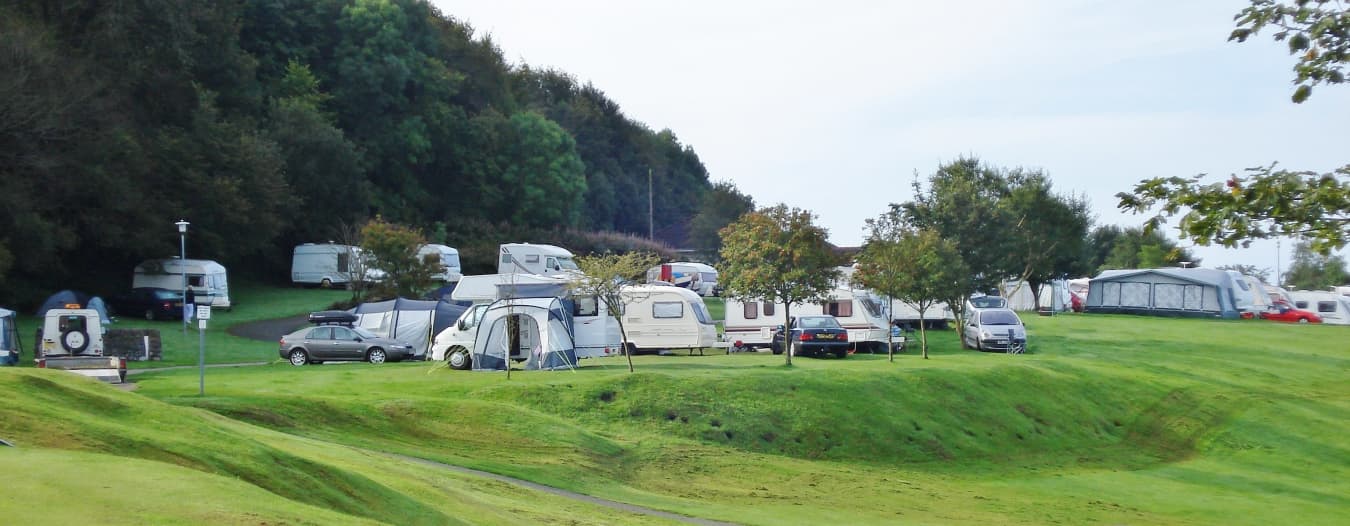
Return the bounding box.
[860,298,881,317]
[763,302,775,316]
[1317,301,1337,313]
[1295,301,1309,309]
[188,275,205,287]
[743,302,759,319]
[337,252,351,272]
[690,302,713,324]
[526,254,540,263]
[653,302,684,319]
[822,300,853,317]
[574,296,599,317]
[500,254,513,265]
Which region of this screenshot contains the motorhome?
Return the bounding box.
[724,287,891,352]
[431,273,621,368]
[417,244,462,282]
[497,243,578,276]
[620,285,718,353]
[291,243,363,287]
[133,258,231,309]
[646,262,719,296]
[1289,290,1350,325]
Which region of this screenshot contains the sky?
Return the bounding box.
[434,0,1349,276]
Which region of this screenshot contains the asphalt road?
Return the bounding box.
[227,314,307,342]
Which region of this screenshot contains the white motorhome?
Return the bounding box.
[133,258,231,309]
[646,262,719,296]
[291,243,364,287]
[724,287,891,352]
[431,273,621,368]
[417,244,462,282]
[620,285,718,353]
[498,243,578,276]
[1289,290,1350,325]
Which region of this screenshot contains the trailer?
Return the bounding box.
[619,285,718,353]
[36,308,125,383]
[498,243,578,276]
[134,258,231,309]
[723,286,894,352]
[1289,290,1350,325]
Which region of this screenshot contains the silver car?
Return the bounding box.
[961,308,1027,352]
[278,325,413,365]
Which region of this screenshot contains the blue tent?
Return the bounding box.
[1085,268,1240,319]
[36,290,111,325]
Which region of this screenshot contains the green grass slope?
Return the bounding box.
[127,314,1349,525]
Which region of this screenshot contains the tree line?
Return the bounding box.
[0,0,716,306]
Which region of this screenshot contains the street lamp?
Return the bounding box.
[176,220,189,335]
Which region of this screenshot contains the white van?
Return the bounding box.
[417,244,462,282]
[1289,290,1350,325]
[498,243,578,276]
[291,243,362,287]
[724,287,891,352]
[620,285,718,353]
[133,258,231,309]
[646,262,719,296]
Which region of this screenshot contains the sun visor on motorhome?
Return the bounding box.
[495,282,569,300]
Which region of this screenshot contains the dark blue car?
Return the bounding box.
[769,315,850,358]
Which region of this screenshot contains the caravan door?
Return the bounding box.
[570,295,618,358]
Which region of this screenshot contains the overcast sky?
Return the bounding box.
[434,0,1349,275]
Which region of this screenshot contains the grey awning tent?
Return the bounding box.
[36,290,111,325]
[471,297,578,372]
[1085,268,1240,319]
[350,298,466,357]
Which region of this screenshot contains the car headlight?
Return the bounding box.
[980,330,993,339]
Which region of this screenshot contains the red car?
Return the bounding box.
[1259,302,1323,324]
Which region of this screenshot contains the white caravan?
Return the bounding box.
[1289,290,1350,325]
[646,262,719,296]
[291,243,364,287]
[498,243,578,276]
[723,287,891,352]
[417,244,462,282]
[133,258,231,309]
[430,273,621,368]
[620,285,718,353]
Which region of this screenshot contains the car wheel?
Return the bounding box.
[1298,318,1310,324]
[367,348,387,364]
[144,309,156,321]
[288,349,309,366]
[319,278,333,289]
[789,342,800,357]
[447,347,471,370]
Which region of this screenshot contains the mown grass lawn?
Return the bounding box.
[3,297,1347,524]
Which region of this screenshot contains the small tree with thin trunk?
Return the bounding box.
[719,205,839,366]
[862,225,969,359]
[570,251,659,373]
[853,211,910,362]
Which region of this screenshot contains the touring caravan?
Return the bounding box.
[291,243,364,287]
[620,285,718,353]
[431,273,621,369]
[498,243,578,276]
[646,262,719,296]
[417,244,462,282]
[724,287,891,352]
[1289,290,1350,325]
[133,258,231,309]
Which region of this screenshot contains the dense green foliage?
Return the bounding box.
[0,0,711,306]
[1084,225,1200,273]
[855,216,968,358]
[1284,241,1349,289]
[1230,0,1349,103]
[360,217,438,299]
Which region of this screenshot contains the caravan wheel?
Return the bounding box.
[447,347,471,370]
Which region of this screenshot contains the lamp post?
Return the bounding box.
[176,220,189,336]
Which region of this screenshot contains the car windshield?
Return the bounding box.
[798,317,841,329]
[352,327,379,339]
[981,311,1021,325]
[555,257,579,270]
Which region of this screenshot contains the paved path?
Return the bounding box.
[227,314,308,342]
[387,453,738,526]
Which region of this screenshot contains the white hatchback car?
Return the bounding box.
[961,308,1027,352]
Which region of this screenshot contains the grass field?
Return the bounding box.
[1,287,1347,524]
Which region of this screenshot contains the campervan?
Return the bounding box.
[431,273,621,369]
[646,262,719,296]
[133,258,231,309]
[724,287,891,352]
[417,244,462,282]
[1289,290,1350,325]
[620,285,718,353]
[498,243,578,276]
[291,243,364,287]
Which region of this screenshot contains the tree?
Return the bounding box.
[1097,227,1200,271]
[1230,0,1349,104]
[1284,241,1349,289]
[855,210,969,360]
[687,180,756,257]
[719,205,840,366]
[1000,171,1092,307]
[1216,264,1274,284]
[570,251,660,373]
[360,217,438,299]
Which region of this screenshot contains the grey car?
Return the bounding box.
[278,325,413,365]
[961,308,1027,352]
